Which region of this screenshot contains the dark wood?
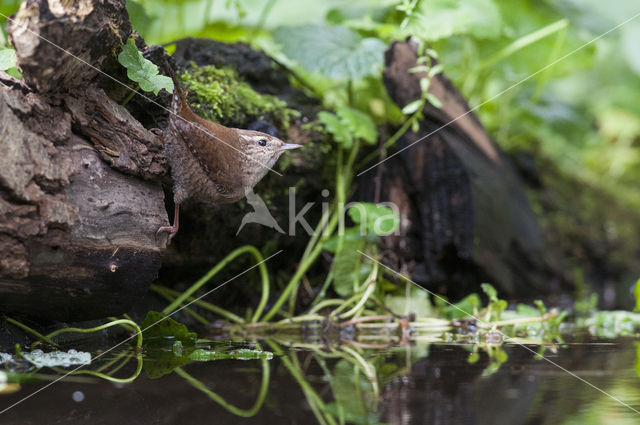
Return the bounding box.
[365,41,562,297]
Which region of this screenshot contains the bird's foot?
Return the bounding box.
[156,225,178,245]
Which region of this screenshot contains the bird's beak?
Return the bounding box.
[279,143,303,152]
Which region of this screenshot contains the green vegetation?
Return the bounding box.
[117,38,173,103]
[179,64,298,128]
[2,0,640,421]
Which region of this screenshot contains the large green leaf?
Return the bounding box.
[399,0,502,41]
[273,24,386,80]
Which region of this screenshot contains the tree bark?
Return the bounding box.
[364,41,563,297]
[0,0,168,320]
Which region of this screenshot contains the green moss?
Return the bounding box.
[179,65,298,131]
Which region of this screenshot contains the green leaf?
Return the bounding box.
[141,311,197,345]
[331,233,365,297]
[318,111,354,148]
[533,299,547,315]
[438,293,481,319]
[118,38,173,95]
[336,106,377,144]
[634,278,640,312]
[273,24,386,80]
[480,283,498,303]
[348,202,400,235]
[0,48,16,71]
[329,360,375,423]
[425,92,443,109]
[402,99,422,115]
[398,0,502,41]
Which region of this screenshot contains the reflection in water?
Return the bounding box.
[1,336,640,424]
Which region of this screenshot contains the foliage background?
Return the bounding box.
[2,0,639,302]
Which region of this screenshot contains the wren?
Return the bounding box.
[156,62,301,242]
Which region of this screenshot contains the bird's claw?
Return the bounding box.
[156,225,178,245]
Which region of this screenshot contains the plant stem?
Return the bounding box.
[357,110,418,169]
[261,213,340,322]
[4,316,58,348]
[121,85,139,106]
[174,357,270,417]
[162,245,269,323]
[44,319,143,349]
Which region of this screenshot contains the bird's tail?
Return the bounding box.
[162,57,187,115]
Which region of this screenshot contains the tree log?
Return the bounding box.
[365,41,563,297]
[0,0,167,320]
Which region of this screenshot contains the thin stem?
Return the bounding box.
[45,319,143,349]
[308,298,344,314]
[4,316,58,348]
[162,245,269,323]
[260,212,339,322]
[50,354,143,384]
[121,85,139,106]
[335,261,378,319]
[266,340,338,425]
[152,284,243,324]
[150,286,210,325]
[357,111,418,169]
[174,356,270,417]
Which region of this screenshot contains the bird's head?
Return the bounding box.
[236,129,302,186]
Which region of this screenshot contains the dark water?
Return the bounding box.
[1,334,639,425]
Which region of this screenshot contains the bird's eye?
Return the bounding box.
[258,139,267,147]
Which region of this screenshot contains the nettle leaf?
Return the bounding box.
[348,202,400,235]
[0,49,16,71]
[318,111,354,148]
[273,24,386,80]
[318,107,378,147]
[399,0,502,41]
[118,38,173,95]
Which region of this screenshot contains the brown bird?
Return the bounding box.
[157,62,301,242]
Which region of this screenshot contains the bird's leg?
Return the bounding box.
[156,203,180,244]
